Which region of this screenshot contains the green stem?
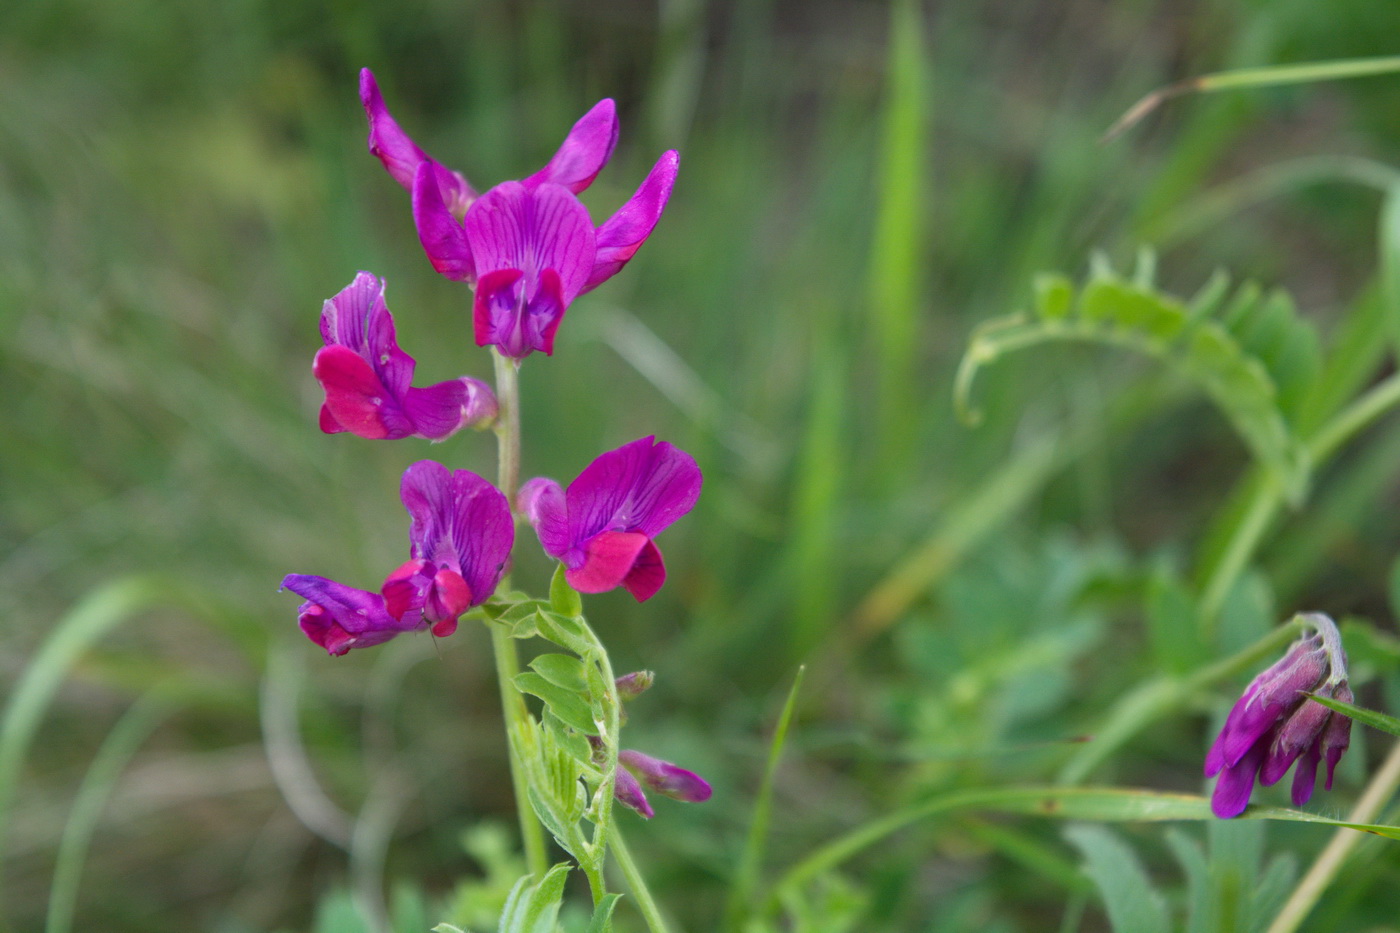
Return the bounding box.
[610,823,671,933]
[1265,737,1400,933]
[1199,370,1400,628]
[584,618,621,906]
[488,349,548,879]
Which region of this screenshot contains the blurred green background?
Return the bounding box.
[6,0,1400,930]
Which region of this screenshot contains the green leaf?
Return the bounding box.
[536,611,590,655]
[496,863,571,933]
[954,261,1312,499]
[1064,825,1170,933]
[1305,692,1400,737]
[514,673,598,735]
[541,709,597,772]
[549,564,583,618]
[530,654,589,693]
[585,894,622,933]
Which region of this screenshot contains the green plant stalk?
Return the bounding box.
[490,349,548,880]
[1265,737,1400,933]
[609,822,671,933]
[581,615,621,906]
[1199,369,1400,626]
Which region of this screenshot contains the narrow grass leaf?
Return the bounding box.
[46,691,176,933]
[724,665,805,933]
[1305,693,1400,738]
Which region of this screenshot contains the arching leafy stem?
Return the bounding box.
[954,252,1318,502]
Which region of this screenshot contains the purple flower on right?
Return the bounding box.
[1205,612,1353,818]
[518,436,701,602]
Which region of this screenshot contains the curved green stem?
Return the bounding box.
[488,349,548,879]
[610,822,671,933]
[1199,370,1400,627]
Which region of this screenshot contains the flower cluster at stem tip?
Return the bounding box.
[1205,613,1352,819]
[280,71,709,817]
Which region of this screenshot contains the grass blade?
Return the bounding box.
[724,665,805,932]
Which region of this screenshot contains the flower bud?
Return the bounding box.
[620,749,712,803]
[614,671,655,700]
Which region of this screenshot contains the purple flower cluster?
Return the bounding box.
[282,71,705,828]
[1204,614,1353,818]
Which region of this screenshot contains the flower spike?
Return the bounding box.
[314,272,496,440]
[519,436,702,601]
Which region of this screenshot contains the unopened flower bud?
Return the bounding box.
[1205,613,1352,818]
[620,749,712,804]
[613,766,653,819]
[614,671,654,700]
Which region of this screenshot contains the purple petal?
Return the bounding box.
[621,539,666,603]
[399,461,512,606]
[361,69,475,215]
[402,376,498,440]
[472,267,567,359]
[567,531,649,594]
[566,436,703,548]
[464,181,597,303]
[620,749,712,803]
[1211,733,1269,819]
[1260,697,1332,786]
[519,477,570,559]
[614,767,653,818]
[319,272,415,396]
[1292,742,1321,806]
[1321,684,1353,790]
[282,573,422,656]
[523,99,619,194]
[413,163,476,282]
[583,150,679,293]
[1204,639,1327,775]
[313,345,414,440]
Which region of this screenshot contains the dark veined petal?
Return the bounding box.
[319,272,414,396]
[399,461,512,607]
[413,163,476,282]
[282,573,423,656]
[464,181,596,303]
[361,68,475,215]
[566,436,702,546]
[522,98,619,194]
[583,150,679,293]
[518,477,570,560]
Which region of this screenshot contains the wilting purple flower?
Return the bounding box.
[518,436,701,601]
[360,68,679,358]
[613,749,712,820]
[315,272,497,440]
[1205,613,1353,818]
[283,461,513,655]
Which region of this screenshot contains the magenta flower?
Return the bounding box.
[1204,613,1353,818]
[360,68,680,358]
[518,436,701,602]
[613,749,712,820]
[283,461,513,655]
[315,272,497,440]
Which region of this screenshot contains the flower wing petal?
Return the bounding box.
[362,69,474,213]
[523,98,619,194]
[621,538,666,602]
[567,530,649,593]
[583,150,679,293]
[282,573,420,655]
[413,163,476,282]
[402,377,496,440]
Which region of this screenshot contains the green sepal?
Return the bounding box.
[549,564,583,617]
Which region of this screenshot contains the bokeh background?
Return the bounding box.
[6,0,1400,930]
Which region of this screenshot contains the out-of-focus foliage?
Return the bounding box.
[6,0,1400,930]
